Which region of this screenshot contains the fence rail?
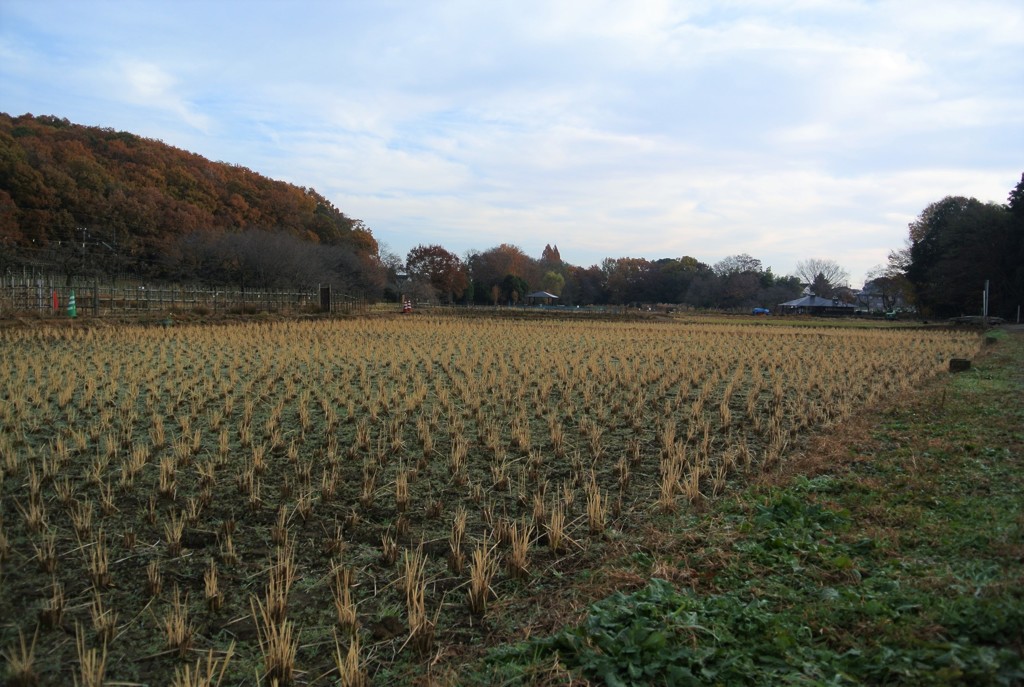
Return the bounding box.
[0,274,366,317]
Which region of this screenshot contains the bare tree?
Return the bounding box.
[713,253,762,277]
[862,264,912,312]
[793,258,849,293]
[405,277,438,303]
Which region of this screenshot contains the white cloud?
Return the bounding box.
[116,60,212,133]
[1,0,1021,288]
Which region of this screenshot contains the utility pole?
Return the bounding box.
[983,279,990,326]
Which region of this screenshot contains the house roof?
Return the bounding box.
[526,291,559,299]
[779,295,855,308]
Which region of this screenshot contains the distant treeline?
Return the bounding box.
[405,243,807,310]
[3,113,1019,315]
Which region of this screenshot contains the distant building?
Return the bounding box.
[526,291,559,305]
[855,279,911,313]
[778,294,856,316]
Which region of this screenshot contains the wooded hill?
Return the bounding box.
[0,113,381,289]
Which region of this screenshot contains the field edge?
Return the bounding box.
[459,328,1024,686]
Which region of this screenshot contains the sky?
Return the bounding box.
[2,1,1022,286]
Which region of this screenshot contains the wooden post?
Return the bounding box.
[320,284,332,313]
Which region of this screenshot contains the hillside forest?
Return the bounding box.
[0,113,383,295]
[1,113,1022,316]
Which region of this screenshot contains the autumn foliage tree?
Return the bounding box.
[540,244,561,265]
[405,244,468,303]
[467,243,539,304]
[602,257,655,304]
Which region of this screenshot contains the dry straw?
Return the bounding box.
[546,500,567,553]
[449,506,467,574]
[331,563,358,634]
[170,642,235,687]
[1,626,39,687]
[334,630,367,687]
[380,528,398,567]
[585,476,608,535]
[40,579,65,629]
[250,594,297,685]
[89,589,117,644]
[204,559,222,612]
[403,544,434,654]
[467,538,498,614]
[74,622,107,687]
[146,560,162,598]
[505,519,532,580]
[163,584,193,656]
[0,316,983,685]
[87,531,111,589]
[32,530,57,573]
[164,509,185,557]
